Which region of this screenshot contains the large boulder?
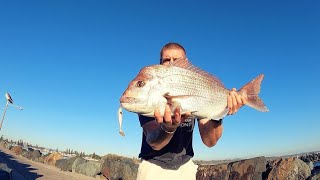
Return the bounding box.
[30,150,42,160]
[21,149,43,161]
[56,159,68,170]
[306,161,314,171]
[197,163,229,180]
[72,157,87,172]
[75,160,102,177]
[266,157,311,180]
[21,149,29,158]
[100,154,139,180]
[196,156,266,180]
[101,167,110,179]
[55,156,84,172]
[44,152,63,165]
[229,157,266,180]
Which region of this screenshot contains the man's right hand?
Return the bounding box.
[154,105,190,132]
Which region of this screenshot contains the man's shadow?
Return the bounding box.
[0,149,43,179]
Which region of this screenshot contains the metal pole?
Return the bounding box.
[9,103,23,110]
[0,101,9,131]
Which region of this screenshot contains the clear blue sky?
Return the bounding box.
[0,1,319,160]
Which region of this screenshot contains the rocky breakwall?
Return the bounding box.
[300,152,320,164]
[197,156,267,180]
[0,141,140,180]
[197,156,319,180]
[55,154,139,179]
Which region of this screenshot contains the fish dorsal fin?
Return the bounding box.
[170,58,225,87]
[170,58,192,69]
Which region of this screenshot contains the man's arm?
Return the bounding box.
[142,120,175,150]
[198,89,246,147]
[198,119,223,147]
[142,105,184,150]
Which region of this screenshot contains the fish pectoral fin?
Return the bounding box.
[164,94,190,109]
[190,111,198,114]
[164,94,197,107]
[163,93,194,100]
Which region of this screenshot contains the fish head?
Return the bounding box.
[120,65,166,115]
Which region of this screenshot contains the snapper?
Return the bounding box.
[120,58,268,122]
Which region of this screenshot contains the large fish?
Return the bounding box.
[120,58,268,121]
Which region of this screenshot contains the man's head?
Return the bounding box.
[160,42,186,65]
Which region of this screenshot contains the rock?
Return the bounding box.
[196,156,266,180]
[306,161,314,171]
[58,156,82,172]
[44,152,63,165]
[21,149,29,158]
[0,169,11,180]
[11,146,22,155]
[75,160,102,177]
[72,157,87,172]
[0,163,12,180]
[101,167,110,179]
[56,159,68,170]
[100,154,139,180]
[30,150,42,160]
[56,157,85,172]
[267,157,311,180]
[308,173,320,180]
[300,153,320,163]
[229,156,266,180]
[308,167,320,180]
[197,163,229,180]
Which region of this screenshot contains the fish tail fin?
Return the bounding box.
[239,74,269,112]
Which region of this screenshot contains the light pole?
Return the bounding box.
[0,92,23,131]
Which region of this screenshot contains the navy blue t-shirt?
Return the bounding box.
[138,115,195,170]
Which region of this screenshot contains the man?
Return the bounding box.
[136,42,246,180]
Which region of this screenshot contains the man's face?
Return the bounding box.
[161,49,186,66]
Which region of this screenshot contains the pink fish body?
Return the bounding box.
[120,59,268,120]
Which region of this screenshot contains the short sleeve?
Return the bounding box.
[139,115,155,127]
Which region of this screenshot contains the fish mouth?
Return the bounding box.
[120,97,137,104]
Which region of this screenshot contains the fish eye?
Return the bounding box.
[136,81,145,87]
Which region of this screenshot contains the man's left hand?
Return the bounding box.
[227,88,247,115]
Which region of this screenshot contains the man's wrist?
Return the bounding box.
[214,119,223,126]
[160,123,176,134]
